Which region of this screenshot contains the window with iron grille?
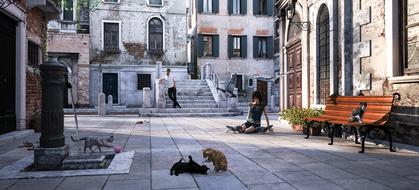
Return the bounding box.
[104,22,119,52]
[137,74,151,90]
[317,5,330,105]
[28,41,39,67]
[149,18,163,54]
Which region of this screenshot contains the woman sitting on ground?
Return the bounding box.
[226,91,273,134]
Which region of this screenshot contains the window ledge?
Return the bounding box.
[147,4,163,7]
[388,75,419,84]
[254,57,271,60]
[310,104,326,109]
[230,57,245,59]
[229,13,246,16]
[254,14,271,17]
[200,56,217,58]
[200,12,217,15]
[103,1,120,4]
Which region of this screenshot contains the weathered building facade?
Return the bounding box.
[188,0,278,105]
[47,0,90,108]
[0,0,59,134]
[277,0,419,145]
[89,0,188,107]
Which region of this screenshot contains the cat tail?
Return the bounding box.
[188,155,192,161]
[70,136,86,142]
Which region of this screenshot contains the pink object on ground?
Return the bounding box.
[114,145,122,153]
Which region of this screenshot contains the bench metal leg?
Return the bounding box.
[384,128,396,152]
[328,124,335,145]
[305,121,312,139]
[359,127,371,153]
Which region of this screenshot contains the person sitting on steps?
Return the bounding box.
[226,91,273,134]
[160,68,181,108]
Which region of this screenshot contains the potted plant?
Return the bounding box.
[281,107,324,135]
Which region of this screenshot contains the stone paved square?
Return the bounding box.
[0,115,419,190]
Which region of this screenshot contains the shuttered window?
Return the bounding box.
[229,0,247,15]
[137,74,151,90]
[228,35,247,58]
[198,34,219,57]
[104,22,119,52]
[253,36,273,58]
[199,0,218,13]
[253,0,273,16]
[149,0,162,5]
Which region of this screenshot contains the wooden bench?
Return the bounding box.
[305,93,401,153]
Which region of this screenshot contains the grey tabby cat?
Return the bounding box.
[71,135,114,153]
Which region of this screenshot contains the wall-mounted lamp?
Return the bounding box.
[285,0,311,31]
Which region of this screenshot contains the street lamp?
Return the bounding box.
[285,0,311,31]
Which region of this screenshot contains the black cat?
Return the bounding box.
[170,155,209,176]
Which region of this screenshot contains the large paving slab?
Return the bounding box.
[0,114,418,189]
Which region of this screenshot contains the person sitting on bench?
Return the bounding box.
[226,91,272,133]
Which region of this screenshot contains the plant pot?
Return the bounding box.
[292,124,304,134]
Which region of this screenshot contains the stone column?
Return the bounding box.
[107,95,113,112]
[34,58,69,170]
[143,87,151,108]
[155,79,166,108]
[98,93,106,116]
[156,61,163,79]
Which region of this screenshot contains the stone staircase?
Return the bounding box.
[141,80,241,117]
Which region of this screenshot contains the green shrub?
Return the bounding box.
[281,107,324,127]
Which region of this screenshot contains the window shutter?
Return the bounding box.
[213,35,219,57]
[240,0,247,15]
[267,36,273,58]
[241,35,247,58]
[228,0,233,14]
[267,0,273,16]
[253,0,259,15]
[198,0,203,13]
[198,34,204,57]
[228,35,233,58]
[213,0,219,13]
[253,36,258,58]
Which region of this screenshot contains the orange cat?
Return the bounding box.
[202,148,227,172]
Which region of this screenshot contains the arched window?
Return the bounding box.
[317,5,330,104]
[288,14,301,41]
[148,18,163,53]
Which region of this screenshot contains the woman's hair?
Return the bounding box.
[252,91,262,101]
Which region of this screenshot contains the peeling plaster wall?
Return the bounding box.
[89,0,188,65]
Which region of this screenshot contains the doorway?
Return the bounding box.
[0,12,17,135]
[286,43,302,108]
[103,73,118,104]
[257,80,268,105]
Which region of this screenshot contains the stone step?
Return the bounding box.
[175,92,213,96]
[164,104,218,108]
[141,112,242,117]
[139,108,232,113]
[172,96,214,100]
[164,89,211,93]
[165,99,216,104]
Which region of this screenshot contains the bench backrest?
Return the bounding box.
[323,94,400,125]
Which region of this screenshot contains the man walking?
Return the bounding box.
[161,68,181,108]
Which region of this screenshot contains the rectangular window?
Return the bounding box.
[401,0,419,75]
[233,36,241,57]
[28,41,39,67]
[104,22,119,52]
[63,0,73,21]
[258,37,267,58]
[233,0,240,14]
[203,0,212,13]
[203,35,213,56]
[137,74,152,90]
[149,0,162,5]
[104,0,118,3]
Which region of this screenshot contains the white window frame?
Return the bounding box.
[148,0,163,6]
[233,36,241,57]
[146,16,165,52]
[61,0,77,21]
[233,0,240,14]
[203,0,212,13]
[101,20,122,51]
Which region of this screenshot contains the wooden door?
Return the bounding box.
[257,80,268,104]
[0,12,16,135]
[103,73,118,104]
[286,43,302,108]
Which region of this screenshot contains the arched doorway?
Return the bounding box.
[317,5,330,105]
[286,14,302,108]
